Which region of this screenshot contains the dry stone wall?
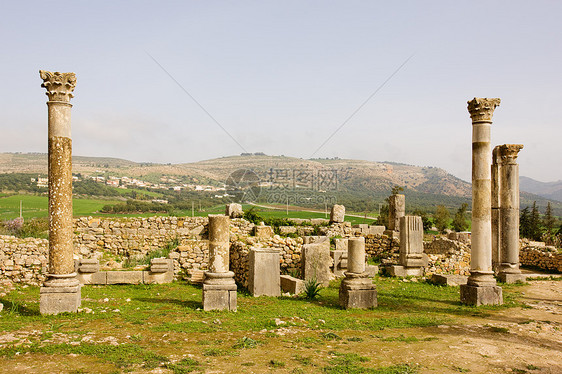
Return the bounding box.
[519,241,562,273]
[0,235,48,285]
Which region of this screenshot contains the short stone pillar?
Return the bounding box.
[388,216,426,277]
[202,215,237,311]
[225,203,243,218]
[253,224,274,239]
[330,204,345,223]
[461,98,503,306]
[39,70,81,315]
[339,237,377,309]
[248,248,281,297]
[301,241,332,287]
[497,144,525,283]
[388,194,405,231]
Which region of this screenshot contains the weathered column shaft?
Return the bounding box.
[347,237,365,274]
[499,144,523,270]
[491,145,502,270]
[208,214,230,273]
[468,97,500,286]
[388,194,405,231]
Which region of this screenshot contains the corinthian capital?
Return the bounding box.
[39,70,76,102]
[467,97,501,123]
[499,144,523,164]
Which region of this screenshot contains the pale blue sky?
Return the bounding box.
[1,1,561,182]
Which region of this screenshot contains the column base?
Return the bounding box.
[497,272,527,284]
[40,273,81,315]
[387,265,424,277]
[202,272,237,311]
[460,284,503,306]
[339,275,377,309]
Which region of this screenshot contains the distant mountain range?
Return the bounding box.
[520,176,562,203]
[1,152,560,214]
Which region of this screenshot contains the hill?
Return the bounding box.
[520,176,562,203]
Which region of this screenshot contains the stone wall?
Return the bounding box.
[0,235,48,286]
[519,241,562,273]
[423,238,471,276]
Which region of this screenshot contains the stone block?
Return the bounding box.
[279,226,297,235]
[334,238,348,251]
[280,275,305,295]
[253,225,274,239]
[202,284,237,311]
[40,285,81,315]
[143,270,174,284]
[106,271,143,285]
[386,265,423,277]
[0,302,3,313]
[303,236,329,245]
[301,241,332,286]
[367,226,385,235]
[383,230,399,239]
[248,248,281,297]
[330,204,345,223]
[310,218,329,226]
[365,264,379,277]
[339,278,377,309]
[431,274,468,286]
[460,284,503,306]
[353,224,368,229]
[497,273,527,284]
[77,258,100,273]
[225,203,243,218]
[331,249,347,277]
[77,271,107,285]
[150,258,173,273]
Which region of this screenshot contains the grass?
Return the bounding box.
[0,278,531,373]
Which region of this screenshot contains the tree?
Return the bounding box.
[529,201,542,241]
[434,205,450,233]
[520,206,532,239]
[391,186,404,195]
[451,203,469,232]
[543,202,556,235]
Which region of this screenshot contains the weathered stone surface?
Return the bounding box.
[280,275,305,295]
[388,194,405,231]
[303,236,329,245]
[460,284,503,306]
[253,225,274,240]
[301,241,331,286]
[208,215,230,273]
[431,274,468,286]
[497,273,526,284]
[331,249,347,277]
[330,204,345,223]
[339,277,377,309]
[334,238,348,251]
[202,285,237,311]
[386,265,423,277]
[399,216,425,268]
[225,203,243,218]
[39,283,81,315]
[0,303,3,313]
[248,248,280,297]
[150,258,173,273]
[107,271,143,284]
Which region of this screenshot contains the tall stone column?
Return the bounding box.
[339,237,377,309]
[498,144,525,283]
[39,70,81,315]
[460,98,502,306]
[202,215,237,311]
[491,146,502,272]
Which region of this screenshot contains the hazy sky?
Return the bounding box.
[1,1,561,182]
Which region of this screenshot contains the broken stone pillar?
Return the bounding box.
[461,98,503,306]
[339,237,377,309]
[301,241,332,286]
[202,215,237,311]
[497,144,525,283]
[225,203,243,218]
[491,145,502,272]
[248,248,281,296]
[39,70,81,315]
[388,194,405,231]
[330,204,345,223]
[388,216,426,277]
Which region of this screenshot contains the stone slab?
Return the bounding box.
[303,236,329,244]
[39,285,81,315]
[248,248,281,297]
[253,225,274,239]
[334,238,348,251]
[106,271,143,285]
[386,265,423,277]
[301,241,332,286]
[202,284,237,311]
[280,275,305,295]
[143,270,174,284]
[339,280,377,309]
[77,271,107,285]
[367,226,386,235]
[365,264,379,277]
[497,273,527,284]
[460,284,503,306]
[431,274,468,286]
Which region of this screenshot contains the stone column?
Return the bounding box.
[202,214,237,311]
[39,70,81,315]
[388,216,426,277]
[388,194,405,231]
[491,145,502,272]
[498,144,525,283]
[460,98,502,306]
[329,204,345,223]
[339,237,377,309]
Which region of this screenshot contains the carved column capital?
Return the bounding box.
[39,70,76,102]
[467,97,501,123]
[499,144,523,165]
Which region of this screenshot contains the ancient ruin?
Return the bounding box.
[388,193,405,231]
[497,144,525,283]
[248,247,281,296]
[202,214,237,311]
[329,204,345,223]
[460,97,503,306]
[38,70,81,315]
[225,203,243,218]
[339,237,377,309]
[388,216,426,277]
